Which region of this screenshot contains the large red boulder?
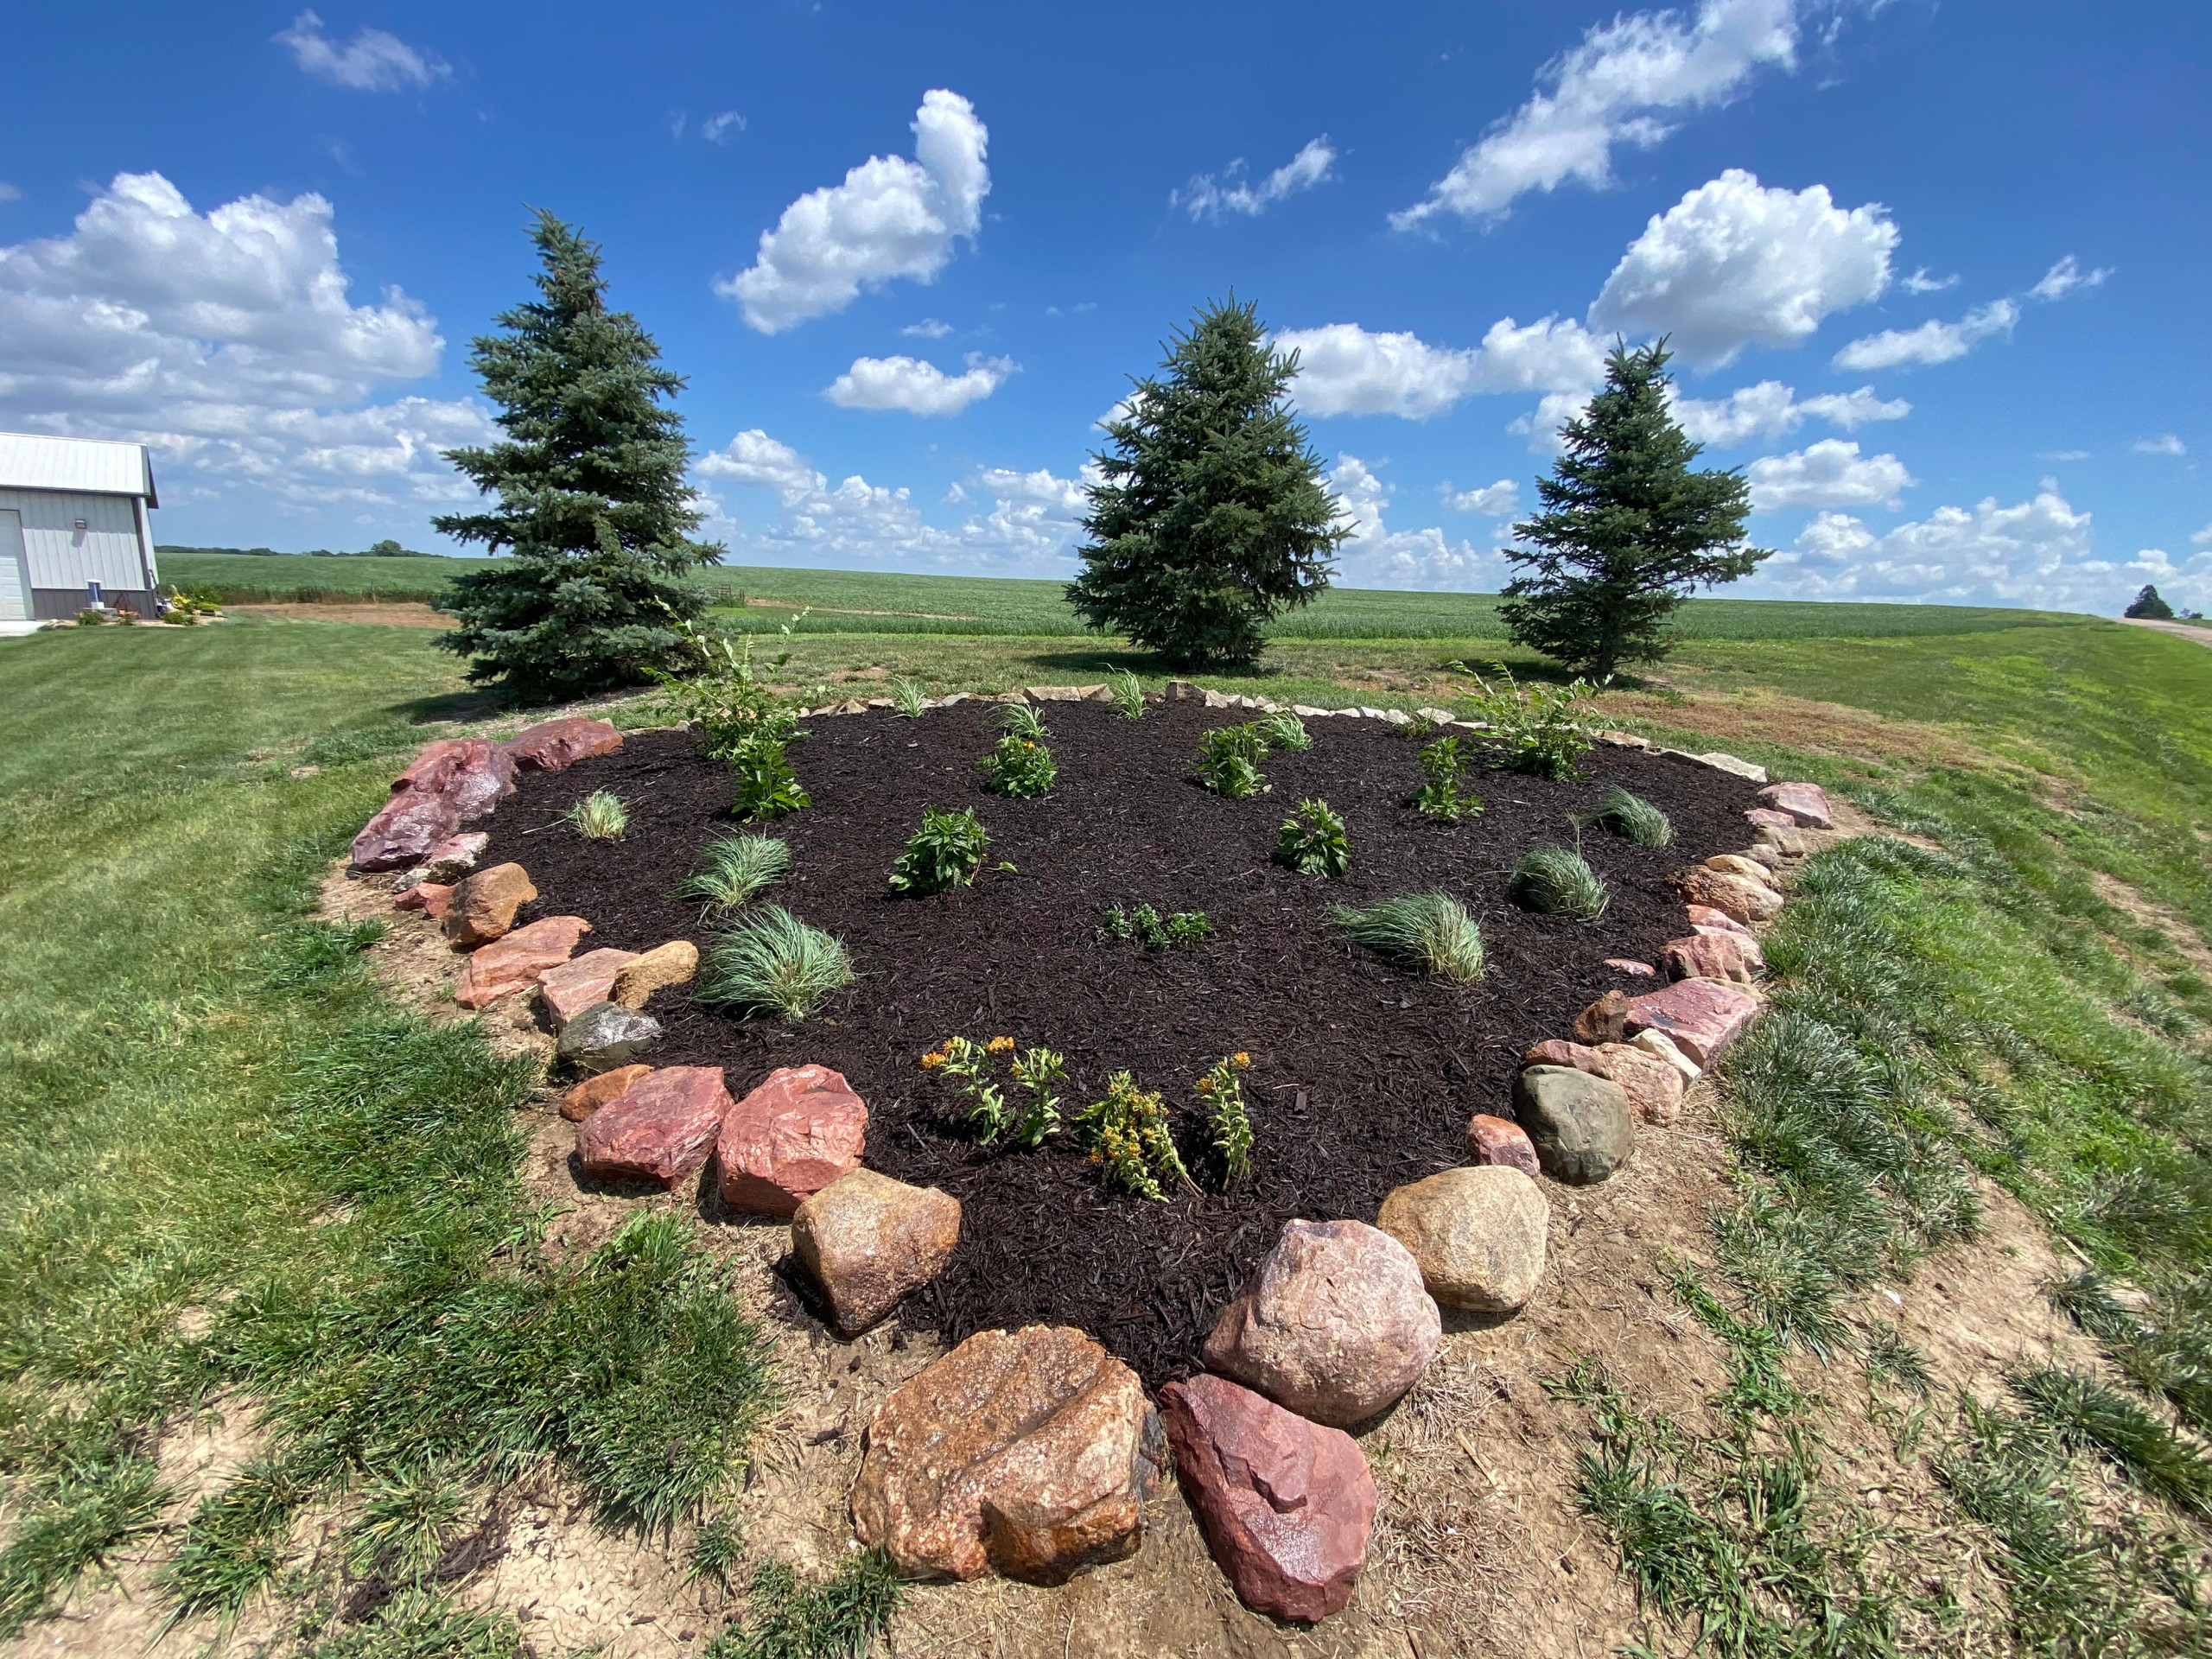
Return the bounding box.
[1624,977,1762,1066]
[351,739,516,871]
[1661,931,1764,985]
[575,1065,730,1187]
[716,1065,868,1217]
[504,717,624,772]
[1159,1373,1378,1623]
[454,915,591,1009]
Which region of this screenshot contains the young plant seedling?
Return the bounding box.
[1101,903,1211,949]
[1332,892,1486,983]
[1409,735,1484,823]
[1105,669,1147,719]
[732,724,809,821]
[1512,845,1610,918]
[981,704,1058,798]
[887,676,929,718]
[921,1036,1014,1143]
[681,832,790,913]
[888,806,989,895]
[564,789,629,840]
[1274,798,1351,877]
[1196,723,1270,798]
[1011,1046,1067,1147]
[1076,1072,1192,1200]
[1197,1052,1255,1185]
[1255,710,1311,751]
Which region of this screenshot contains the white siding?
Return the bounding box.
[0,488,153,594]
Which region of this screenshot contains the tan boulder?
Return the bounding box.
[791,1169,961,1338]
[1575,988,1633,1045]
[454,916,590,1008]
[1378,1166,1548,1313]
[610,939,699,1008]
[560,1064,653,1123]
[1704,853,1779,887]
[1671,867,1783,925]
[1591,1042,1689,1125]
[444,862,538,947]
[1662,931,1764,985]
[851,1326,1164,1584]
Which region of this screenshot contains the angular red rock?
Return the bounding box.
[394,881,453,918]
[539,947,641,1028]
[1522,1038,1605,1073]
[575,1065,729,1187]
[1758,780,1834,830]
[717,1065,868,1217]
[454,915,591,1009]
[1159,1373,1378,1623]
[350,739,516,871]
[1605,957,1657,977]
[503,717,624,772]
[1661,931,1764,984]
[1624,977,1762,1066]
[1745,806,1797,829]
[1686,903,1754,938]
[1468,1113,1542,1179]
[1575,988,1633,1045]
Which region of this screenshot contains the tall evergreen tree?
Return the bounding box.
[1069,298,1347,669]
[1499,340,1768,678]
[435,212,721,700]
[2125,584,2176,620]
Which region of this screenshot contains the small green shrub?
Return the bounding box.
[1101,903,1211,949]
[699,907,852,1021]
[1409,736,1483,822]
[682,834,791,913]
[732,728,809,821]
[1076,1072,1191,1200]
[1512,846,1610,918]
[563,789,629,840]
[981,705,1057,798]
[73,609,105,626]
[1274,799,1351,878]
[1106,669,1146,719]
[652,626,802,761]
[1196,724,1270,798]
[1255,710,1311,751]
[1197,1052,1254,1185]
[1011,1047,1067,1147]
[888,806,988,895]
[887,676,928,718]
[1449,661,1599,779]
[1592,785,1672,846]
[1332,893,1486,983]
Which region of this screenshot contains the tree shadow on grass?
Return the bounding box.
[391,689,503,726]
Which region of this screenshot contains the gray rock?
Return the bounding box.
[556,1001,662,1073]
[1513,1065,1636,1185]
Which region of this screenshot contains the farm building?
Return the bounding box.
[0,432,162,624]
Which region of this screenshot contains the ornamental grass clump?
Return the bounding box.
[1274,799,1351,878]
[699,906,851,1021]
[563,789,629,840]
[1106,669,1147,719]
[1197,1052,1254,1185]
[1513,845,1611,918]
[1255,710,1311,751]
[680,833,789,913]
[887,676,928,718]
[1196,723,1270,798]
[981,705,1057,798]
[1077,1072,1191,1200]
[1592,785,1673,847]
[1332,893,1486,984]
[1409,736,1483,823]
[888,806,988,896]
[1101,903,1211,949]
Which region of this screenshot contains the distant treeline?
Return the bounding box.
[156,538,441,560]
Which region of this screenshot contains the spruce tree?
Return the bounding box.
[435,212,721,700]
[2125,584,2176,620]
[1499,340,1768,678]
[1069,298,1346,669]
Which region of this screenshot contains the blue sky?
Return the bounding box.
[2,1,2207,612]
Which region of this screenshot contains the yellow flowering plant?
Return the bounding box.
[1076,1072,1192,1200]
[920,1035,1010,1143]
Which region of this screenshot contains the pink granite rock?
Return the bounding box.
[1469,1113,1543,1179]
[1745,806,1797,829]
[1605,957,1657,978]
[420,830,489,880]
[716,1065,868,1217]
[350,739,516,870]
[1757,781,1834,830]
[1686,903,1755,938]
[1523,1038,1606,1073]
[539,947,641,1028]
[503,717,624,772]
[454,915,591,1009]
[1159,1373,1378,1623]
[1590,1043,1689,1126]
[1671,867,1783,925]
[1624,978,1762,1067]
[393,881,453,918]
[1661,931,1764,985]
[575,1065,729,1187]
[792,1169,962,1338]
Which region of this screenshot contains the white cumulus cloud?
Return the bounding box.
[823,353,1014,416]
[1328,455,1505,588]
[1274,316,1606,420]
[1671,380,1910,446]
[901,317,953,338]
[1900,268,1956,294]
[1174,137,1338,221]
[1393,0,1799,228]
[274,10,448,92]
[1831,298,2018,371]
[1587,170,1897,367]
[1447,480,1522,516]
[716,89,988,334]
[2031,255,2112,302]
[1746,440,1914,509]
[2133,434,2186,457]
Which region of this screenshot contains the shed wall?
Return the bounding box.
[0,486,156,609]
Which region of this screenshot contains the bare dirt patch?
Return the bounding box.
[229,601,449,627]
[1599,684,1998,772]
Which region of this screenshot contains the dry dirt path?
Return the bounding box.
[2122,615,2212,648]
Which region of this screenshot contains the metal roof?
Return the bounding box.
[0,432,159,506]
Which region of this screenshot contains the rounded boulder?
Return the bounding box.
[1512,1065,1636,1185]
[1378,1166,1548,1313]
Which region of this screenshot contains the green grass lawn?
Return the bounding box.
[1,601,2207,1655]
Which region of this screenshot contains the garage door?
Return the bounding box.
[0,512,26,620]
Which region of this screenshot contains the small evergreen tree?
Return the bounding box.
[1499,340,1768,678]
[1069,298,1347,669]
[435,212,721,700]
[2125,584,2177,620]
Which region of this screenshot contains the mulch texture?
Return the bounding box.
[476,699,1758,1385]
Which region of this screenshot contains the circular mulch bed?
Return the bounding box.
[477,698,1758,1384]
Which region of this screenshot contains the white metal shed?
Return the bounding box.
[0,433,162,621]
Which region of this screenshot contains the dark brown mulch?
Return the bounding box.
[476,699,1758,1385]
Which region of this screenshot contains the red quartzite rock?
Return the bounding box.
[350,739,516,871]
[1605,957,1657,977]
[561,1064,652,1123]
[1687,903,1755,938]
[1159,1373,1378,1623]
[1758,781,1834,830]
[1523,1038,1605,1073]
[393,881,453,918]
[1203,1219,1440,1428]
[1624,978,1762,1067]
[575,1065,729,1187]
[503,717,624,773]
[717,1065,868,1217]
[420,830,489,881]
[1662,931,1764,984]
[443,861,538,948]
[1575,988,1633,1045]
[1745,806,1797,829]
[538,948,640,1028]
[1468,1113,1543,1179]
[454,915,590,1008]
[852,1325,1165,1584]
